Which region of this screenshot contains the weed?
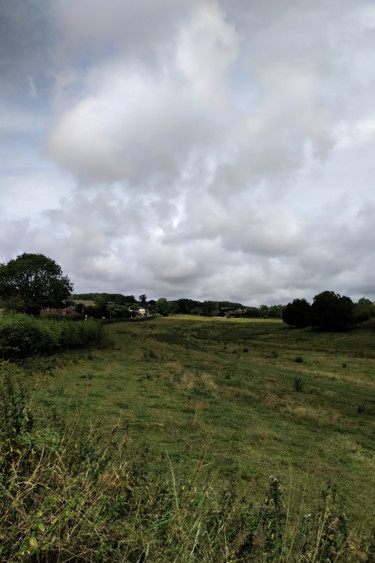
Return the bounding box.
[0,362,372,561]
[294,377,304,392]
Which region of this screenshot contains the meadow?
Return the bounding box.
[30,318,375,516]
[2,315,375,560]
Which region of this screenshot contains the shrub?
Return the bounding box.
[0,313,103,358]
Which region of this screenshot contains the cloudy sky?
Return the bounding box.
[1,0,375,305]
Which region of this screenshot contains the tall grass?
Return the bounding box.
[0,361,373,561]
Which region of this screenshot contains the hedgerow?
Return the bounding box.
[0,313,103,358]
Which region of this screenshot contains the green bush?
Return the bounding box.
[0,313,103,358]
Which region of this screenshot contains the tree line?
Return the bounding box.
[72,294,286,319]
[1,254,375,329]
[283,292,375,331]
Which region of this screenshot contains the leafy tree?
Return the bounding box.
[75,303,85,314]
[268,304,285,318]
[201,301,218,316]
[259,304,269,318]
[139,294,147,305]
[243,307,261,318]
[94,294,109,309]
[354,298,375,323]
[155,298,172,316]
[311,291,355,331]
[0,253,73,315]
[174,298,200,314]
[283,299,311,328]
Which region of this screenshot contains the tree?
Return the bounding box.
[155,298,172,316]
[282,299,311,328]
[139,294,147,305]
[354,298,375,323]
[0,253,73,315]
[311,291,355,331]
[243,307,261,318]
[268,304,286,318]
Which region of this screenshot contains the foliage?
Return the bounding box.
[0,253,73,315]
[243,306,262,318]
[283,298,311,328]
[0,313,102,358]
[354,297,375,323]
[155,297,172,316]
[311,291,355,331]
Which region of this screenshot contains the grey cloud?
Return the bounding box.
[2,1,375,304]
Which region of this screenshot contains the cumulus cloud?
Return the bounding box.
[2,0,375,304]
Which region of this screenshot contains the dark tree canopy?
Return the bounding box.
[282,298,311,328]
[0,253,73,315]
[311,291,355,331]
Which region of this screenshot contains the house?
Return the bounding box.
[40,306,76,316]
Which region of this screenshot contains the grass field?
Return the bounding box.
[24,315,375,538]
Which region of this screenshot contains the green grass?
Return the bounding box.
[72,299,95,307]
[24,317,375,536]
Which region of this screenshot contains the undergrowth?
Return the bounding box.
[0,313,103,358]
[0,362,373,561]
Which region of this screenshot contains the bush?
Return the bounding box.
[0,313,103,358]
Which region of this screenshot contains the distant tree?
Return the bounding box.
[85,304,108,319]
[354,298,375,323]
[191,307,204,315]
[75,303,85,314]
[259,304,269,318]
[94,294,109,309]
[139,294,147,305]
[243,307,261,318]
[268,304,285,318]
[201,301,218,316]
[124,295,136,304]
[283,299,311,328]
[155,298,172,316]
[311,291,355,331]
[174,298,200,314]
[112,294,127,306]
[0,253,73,315]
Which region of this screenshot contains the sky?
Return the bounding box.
[1,0,375,306]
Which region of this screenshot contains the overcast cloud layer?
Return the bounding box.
[1,0,375,305]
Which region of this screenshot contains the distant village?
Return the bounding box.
[41,293,286,320]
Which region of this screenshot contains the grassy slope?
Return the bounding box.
[27,316,375,531]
